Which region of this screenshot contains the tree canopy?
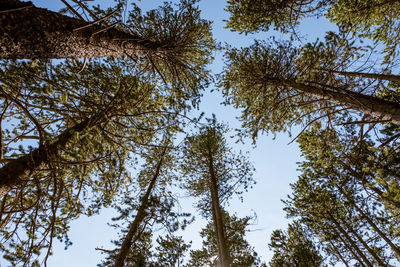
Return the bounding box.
[2,0,400,266]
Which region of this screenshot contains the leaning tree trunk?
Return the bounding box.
[333,228,367,267]
[328,240,350,267]
[281,79,400,125]
[324,70,400,83]
[0,0,163,59]
[337,186,400,258]
[0,113,104,198]
[207,148,231,267]
[339,217,387,267]
[113,148,167,267]
[328,212,373,267]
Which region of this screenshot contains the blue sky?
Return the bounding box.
[23,1,336,266]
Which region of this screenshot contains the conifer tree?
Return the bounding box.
[181,119,255,267]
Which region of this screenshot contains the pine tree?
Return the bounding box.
[181,119,255,267]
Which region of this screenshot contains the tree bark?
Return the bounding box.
[113,147,167,267]
[207,148,231,267]
[0,0,163,59]
[280,79,400,125]
[328,211,374,267]
[337,186,400,258]
[326,70,400,83]
[0,113,103,198]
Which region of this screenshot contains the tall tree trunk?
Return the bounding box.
[328,240,350,267]
[326,70,400,83]
[0,113,103,198]
[281,79,400,125]
[334,229,366,267]
[327,211,374,267]
[207,148,231,267]
[337,186,400,257]
[0,0,163,59]
[113,147,167,267]
[339,217,387,267]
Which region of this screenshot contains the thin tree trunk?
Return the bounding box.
[207,148,231,267]
[0,113,103,198]
[339,217,387,267]
[328,240,350,267]
[113,147,167,267]
[281,79,400,125]
[337,186,400,257]
[0,0,163,59]
[327,70,400,83]
[334,229,366,267]
[328,211,374,267]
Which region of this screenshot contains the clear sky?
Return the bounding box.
[24,1,336,266]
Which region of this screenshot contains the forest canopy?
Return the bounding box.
[1,0,400,266]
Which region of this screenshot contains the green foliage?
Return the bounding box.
[220,32,373,139]
[0,0,215,264]
[225,0,329,34]
[186,211,262,267]
[152,234,191,267]
[279,124,400,265]
[327,0,400,63]
[181,119,255,215]
[225,0,400,62]
[269,222,324,267]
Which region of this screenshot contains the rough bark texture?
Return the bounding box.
[0,0,162,59]
[0,114,102,198]
[282,79,400,125]
[328,212,373,267]
[113,149,166,267]
[207,148,231,267]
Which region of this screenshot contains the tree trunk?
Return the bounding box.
[339,217,387,267]
[0,113,103,198]
[337,186,400,258]
[328,240,350,267]
[0,0,163,59]
[207,148,231,267]
[326,70,400,83]
[281,79,400,125]
[328,211,374,267]
[113,147,167,267]
[334,229,366,267]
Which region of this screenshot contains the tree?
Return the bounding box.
[0,0,214,63]
[181,119,255,267]
[268,222,324,267]
[225,0,400,61]
[98,137,193,267]
[186,212,262,267]
[225,0,329,34]
[112,143,170,267]
[0,54,206,265]
[280,124,400,266]
[219,32,400,139]
[152,234,191,267]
